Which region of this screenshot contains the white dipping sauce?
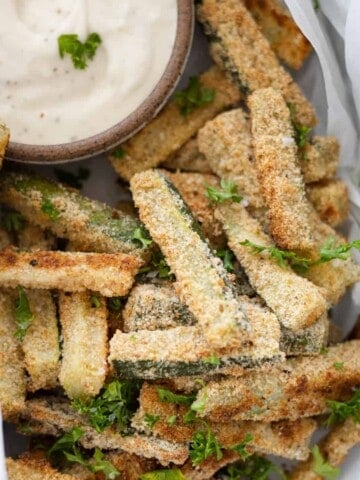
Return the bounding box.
[0,0,177,144]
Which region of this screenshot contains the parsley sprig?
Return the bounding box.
[206,179,243,204]
[175,76,215,117]
[72,380,141,433]
[311,445,340,480]
[58,33,102,70]
[325,388,360,426]
[41,198,60,221]
[2,211,25,232]
[55,167,90,189]
[14,286,33,341]
[140,469,186,480]
[225,455,286,480]
[216,248,235,272]
[157,388,196,406]
[132,227,153,248]
[144,413,161,429]
[48,427,119,479]
[139,250,174,280]
[287,102,312,154]
[190,425,223,466]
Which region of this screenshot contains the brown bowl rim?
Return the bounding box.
[5,0,194,164]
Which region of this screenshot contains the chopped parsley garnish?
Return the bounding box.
[132,227,153,248]
[112,147,126,159]
[140,469,187,480]
[2,211,25,232]
[144,413,161,429]
[287,102,312,154]
[167,415,177,426]
[55,167,90,189]
[216,248,235,272]
[205,179,243,204]
[58,33,102,70]
[48,427,119,479]
[175,76,215,117]
[41,198,60,221]
[71,379,141,433]
[140,250,174,280]
[157,388,196,406]
[333,362,344,371]
[108,296,122,315]
[320,346,329,355]
[90,294,101,308]
[204,353,221,366]
[189,425,223,466]
[224,455,286,480]
[14,286,33,341]
[325,388,360,426]
[311,445,340,480]
[229,433,253,459]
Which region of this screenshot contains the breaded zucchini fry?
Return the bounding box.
[130,169,252,350]
[6,457,77,480]
[244,0,312,70]
[162,137,211,173]
[0,122,10,168]
[289,418,360,480]
[24,396,189,465]
[194,340,360,422]
[17,223,56,251]
[22,289,60,392]
[0,247,142,296]
[0,290,26,419]
[301,136,340,183]
[306,179,349,227]
[58,292,108,399]
[280,313,329,356]
[0,170,147,257]
[109,67,242,181]
[215,202,327,331]
[248,87,315,251]
[133,383,316,461]
[197,0,316,126]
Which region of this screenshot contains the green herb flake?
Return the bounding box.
[41,198,60,221]
[2,211,25,232]
[157,388,196,406]
[333,362,344,371]
[71,379,141,433]
[140,469,187,480]
[47,426,85,458]
[90,294,101,308]
[55,167,90,189]
[14,286,33,341]
[189,425,223,466]
[132,227,153,248]
[89,448,120,479]
[216,248,235,272]
[58,32,102,70]
[140,251,174,280]
[205,179,243,204]
[204,353,221,366]
[112,147,126,159]
[225,455,286,480]
[108,297,122,316]
[230,433,253,459]
[144,413,161,429]
[311,445,340,480]
[167,415,177,426]
[287,102,312,155]
[325,388,360,426]
[175,76,215,117]
[320,346,329,355]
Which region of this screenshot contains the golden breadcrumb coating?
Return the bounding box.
[162,137,211,173]
[306,179,349,227]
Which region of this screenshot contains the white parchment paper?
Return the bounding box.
[2,2,360,478]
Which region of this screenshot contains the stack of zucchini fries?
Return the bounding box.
[3,1,360,479]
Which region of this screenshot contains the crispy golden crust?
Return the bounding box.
[59,292,108,399]
[22,289,60,392]
[109,67,242,181]
[244,0,312,70]
[248,87,315,251]
[301,136,340,183]
[160,170,226,247]
[0,289,26,420]
[6,457,77,480]
[289,419,360,480]
[162,137,211,173]
[195,340,360,422]
[306,179,349,227]
[197,0,316,126]
[105,452,157,480]
[0,122,10,169]
[0,247,142,296]
[216,202,327,331]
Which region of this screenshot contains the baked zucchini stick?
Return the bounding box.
[109,66,242,181]
[289,418,360,480]
[249,87,315,252]
[130,169,252,350]
[17,223,56,251]
[6,457,77,480]
[161,137,211,173]
[0,247,142,297]
[110,305,281,380]
[133,383,316,461]
[24,397,189,466]
[306,179,349,227]
[244,0,312,70]
[194,340,360,423]
[301,136,340,183]
[58,292,108,399]
[280,313,329,356]
[0,122,10,168]
[0,170,147,257]
[22,289,60,392]
[215,202,327,331]
[0,290,26,419]
[197,0,316,126]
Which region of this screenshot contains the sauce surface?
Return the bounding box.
[0,0,177,145]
